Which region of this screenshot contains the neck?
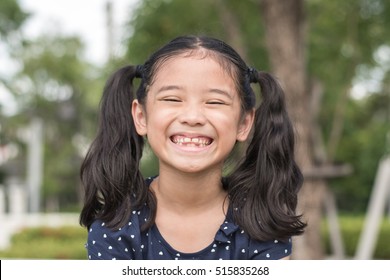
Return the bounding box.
[151,168,226,213]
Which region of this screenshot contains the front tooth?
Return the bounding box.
[192,138,199,143]
[184,137,191,143]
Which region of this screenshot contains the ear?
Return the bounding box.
[236,109,255,142]
[132,99,147,136]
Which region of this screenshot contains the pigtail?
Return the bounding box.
[227,70,306,241]
[79,65,147,229]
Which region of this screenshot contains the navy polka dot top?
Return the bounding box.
[86,178,292,260]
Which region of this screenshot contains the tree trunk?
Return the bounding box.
[215,0,248,60]
[259,0,325,259]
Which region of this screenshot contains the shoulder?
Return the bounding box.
[225,208,292,260]
[247,236,292,260]
[86,205,149,260]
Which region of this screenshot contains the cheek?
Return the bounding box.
[213,109,242,128]
[144,107,175,139]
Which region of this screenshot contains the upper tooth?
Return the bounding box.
[173,136,210,145]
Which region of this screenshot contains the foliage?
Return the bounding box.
[0,226,87,259]
[330,93,389,211]
[321,215,390,259]
[124,0,268,68]
[0,1,104,211]
[307,0,390,212]
[3,34,103,211]
[0,0,28,40]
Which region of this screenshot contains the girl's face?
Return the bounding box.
[132,52,254,175]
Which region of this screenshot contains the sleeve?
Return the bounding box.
[86,220,135,260]
[249,238,292,260]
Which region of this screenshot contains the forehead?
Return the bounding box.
[151,49,238,83]
[148,57,237,98]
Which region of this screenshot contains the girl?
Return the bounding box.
[80,35,306,260]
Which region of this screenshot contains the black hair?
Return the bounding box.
[79,35,306,241]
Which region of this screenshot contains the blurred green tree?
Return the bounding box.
[307,0,390,212]
[7,34,102,211]
[0,0,29,184]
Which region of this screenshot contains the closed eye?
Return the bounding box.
[161,98,181,102]
[206,100,227,105]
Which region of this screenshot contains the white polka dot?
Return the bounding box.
[211,249,216,253]
[92,240,96,244]
[119,228,122,231]
[274,240,279,243]
[285,249,288,253]
[128,222,132,226]
[223,226,228,230]
[266,253,270,258]
[176,253,180,257]
[130,235,135,239]
[88,255,91,259]
[225,246,230,250]
[103,234,107,238]
[213,244,217,248]
[137,211,141,215]
[132,211,136,214]
[118,237,122,241]
[141,245,144,249]
[159,251,163,255]
[125,248,128,252]
[89,228,92,232]
[241,249,246,253]
[101,222,105,226]
[241,230,245,234]
[98,252,101,257]
[254,250,258,254]
[112,258,116,260]
[108,246,112,250]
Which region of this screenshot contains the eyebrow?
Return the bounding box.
[208,88,233,100]
[156,85,182,93]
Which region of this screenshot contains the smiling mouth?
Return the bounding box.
[170,135,213,147]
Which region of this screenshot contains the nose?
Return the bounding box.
[177,102,207,126]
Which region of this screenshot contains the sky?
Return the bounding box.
[19,0,137,64]
[0,0,138,114]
